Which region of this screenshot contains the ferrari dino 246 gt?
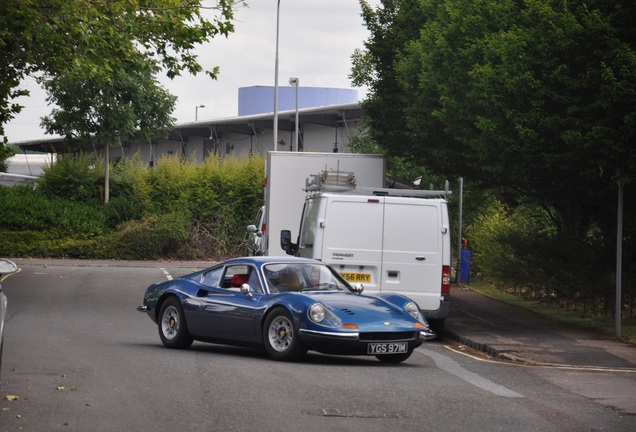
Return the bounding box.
[138,257,435,363]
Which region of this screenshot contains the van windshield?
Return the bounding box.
[264,263,349,293]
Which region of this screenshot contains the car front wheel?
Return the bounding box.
[158,297,193,349]
[263,308,306,361]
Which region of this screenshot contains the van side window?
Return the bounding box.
[299,200,321,255]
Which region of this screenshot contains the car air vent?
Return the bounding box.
[359,331,416,341]
[340,308,355,316]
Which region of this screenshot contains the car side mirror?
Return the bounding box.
[352,283,364,294]
[280,230,297,255]
[246,225,261,237]
[0,260,18,284]
[0,259,18,277]
[240,284,252,297]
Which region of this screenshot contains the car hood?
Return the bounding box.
[307,292,414,324]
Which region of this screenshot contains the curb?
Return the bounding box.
[445,328,507,359]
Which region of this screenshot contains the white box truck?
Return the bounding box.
[280,181,452,336]
[246,151,386,257]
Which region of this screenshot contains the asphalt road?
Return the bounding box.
[0,260,634,432]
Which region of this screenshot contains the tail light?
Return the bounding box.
[442,265,451,294]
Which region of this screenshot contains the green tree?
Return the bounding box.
[351,0,428,158]
[0,142,16,172]
[40,64,177,202]
[355,0,635,308]
[0,0,240,137]
[356,0,635,234]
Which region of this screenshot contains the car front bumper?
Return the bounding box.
[297,328,425,356]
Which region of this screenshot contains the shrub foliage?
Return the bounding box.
[469,199,634,319]
[0,153,264,260]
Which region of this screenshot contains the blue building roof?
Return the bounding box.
[238,86,358,116]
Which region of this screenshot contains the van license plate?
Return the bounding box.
[367,342,408,354]
[340,272,371,283]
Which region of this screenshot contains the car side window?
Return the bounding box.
[247,269,263,293]
[215,265,263,293]
[200,267,223,287]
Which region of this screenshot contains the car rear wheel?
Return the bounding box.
[375,349,414,363]
[158,297,193,349]
[263,308,306,361]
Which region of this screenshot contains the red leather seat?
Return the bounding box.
[231,274,249,287]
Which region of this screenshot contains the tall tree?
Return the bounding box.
[356,0,635,242]
[355,0,636,311]
[0,0,240,137]
[40,62,177,203]
[351,0,428,157]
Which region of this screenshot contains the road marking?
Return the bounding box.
[417,347,524,398]
[160,268,172,281]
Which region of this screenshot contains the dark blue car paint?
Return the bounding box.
[139,257,431,358]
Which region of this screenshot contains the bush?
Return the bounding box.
[469,199,618,317]
[37,153,105,204]
[102,195,144,228]
[184,155,263,255]
[1,153,265,260]
[0,231,115,258]
[113,211,191,260]
[120,154,264,257]
[0,185,106,236]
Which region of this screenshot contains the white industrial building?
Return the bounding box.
[11,86,364,169]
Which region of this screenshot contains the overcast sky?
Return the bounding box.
[4,0,380,143]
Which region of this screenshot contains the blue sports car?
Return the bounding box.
[138,257,435,363]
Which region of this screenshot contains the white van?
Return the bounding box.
[281,187,451,336]
[245,151,386,257]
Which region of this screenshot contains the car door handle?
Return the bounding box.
[415,256,426,261]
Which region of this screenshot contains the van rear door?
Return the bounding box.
[320,195,384,290]
[381,198,443,312]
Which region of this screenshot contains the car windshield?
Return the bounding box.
[263,263,350,293]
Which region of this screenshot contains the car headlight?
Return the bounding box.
[405,301,423,321]
[309,303,326,322]
[308,303,342,328]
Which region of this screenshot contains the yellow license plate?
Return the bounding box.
[340,272,371,283]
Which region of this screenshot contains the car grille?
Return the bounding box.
[359,331,417,341]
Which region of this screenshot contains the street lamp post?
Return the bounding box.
[195,104,205,121]
[289,77,299,152]
[273,0,281,153]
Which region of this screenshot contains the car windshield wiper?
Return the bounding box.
[302,283,340,292]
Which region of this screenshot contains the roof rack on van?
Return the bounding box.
[304,171,451,198]
[304,170,357,192]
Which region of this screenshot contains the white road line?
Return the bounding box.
[160,268,172,281]
[417,347,524,398]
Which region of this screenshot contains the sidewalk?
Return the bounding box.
[445,286,636,369]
